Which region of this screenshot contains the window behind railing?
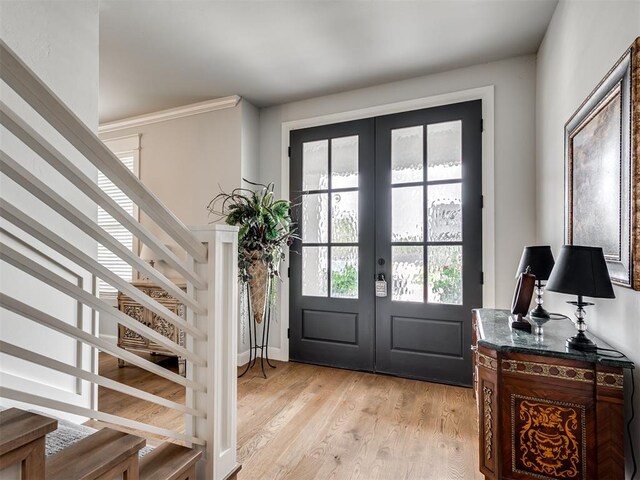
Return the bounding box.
[97,135,140,297]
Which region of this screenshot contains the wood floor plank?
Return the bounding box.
[247,366,364,479]
[243,368,355,478]
[312,374,392,480]
[335,376,398,479]
[361,377,423,480]
[285,373,372,476]
[95,353,482,479]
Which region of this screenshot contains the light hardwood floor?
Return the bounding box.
[93,353,483,479]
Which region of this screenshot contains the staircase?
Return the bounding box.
[0,38,239,480]
[1,408,203,479]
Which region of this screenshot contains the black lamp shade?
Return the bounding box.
[546,245,615,299]
[516,245,555,281]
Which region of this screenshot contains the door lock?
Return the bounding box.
[377,258,386,266]
[376,273,388,297]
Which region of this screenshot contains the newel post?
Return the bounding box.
[188,225,239,480]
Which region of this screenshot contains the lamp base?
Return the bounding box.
[566,332,597,352]
[509,314,532,332]
[529,304,550,319]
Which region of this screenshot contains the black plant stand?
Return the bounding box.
[238,277,276,379]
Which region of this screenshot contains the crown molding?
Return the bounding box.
[98,95,242,134]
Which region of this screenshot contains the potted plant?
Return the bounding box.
[207,180,296,324]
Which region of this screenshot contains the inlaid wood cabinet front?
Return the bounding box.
[117,281,186,376]
[472,309,632,480]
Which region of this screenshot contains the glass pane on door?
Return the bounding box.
[300,135,360,299]
[392,186,423,242]
[331,246,358,298]
[427,246,462,305]
[427,183,462,242]
[303,140,329,190]
[427,121,461,181]
[302,247,328,297]
[391,126,423,184]
[391,246,423,302]
[331,136,359,188]
[331,191,358,243]
[302,193,328,243]
[389,121,465,304]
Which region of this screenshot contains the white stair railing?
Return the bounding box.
[0,40,208,264]
[188,226,239,480]
[0,39,238,480]
[0,102,204,288]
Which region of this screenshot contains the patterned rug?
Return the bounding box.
[45,417,155,457]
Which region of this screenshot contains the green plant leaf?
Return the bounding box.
[208,179,299,282]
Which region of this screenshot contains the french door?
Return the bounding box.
[289,100,482,386]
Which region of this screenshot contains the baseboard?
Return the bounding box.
[237,351,250,367]
[237,346,287,367]
[268,346,286,362]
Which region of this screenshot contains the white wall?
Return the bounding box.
[101,106,243,230]
[238,100,260,358]
[259,55,537,350]
[241,99,260,185]
[536,2,640,477]
[0,0,99,421]
[99,100,259,353]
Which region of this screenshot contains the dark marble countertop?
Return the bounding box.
[474,308,634,369]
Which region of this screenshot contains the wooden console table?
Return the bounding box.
[117,281,186,376]
[472,308,633,480]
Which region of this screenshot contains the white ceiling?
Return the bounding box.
[99,0,558,123]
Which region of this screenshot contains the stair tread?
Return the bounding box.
[0,408,57,456]
[46,427,145,480]
[139,442,202,480]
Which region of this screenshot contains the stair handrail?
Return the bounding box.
[0,201,204,340]
[0,39,207,264]
[0,103,207,289]
[0,150,204,313]
[0,40,239,480]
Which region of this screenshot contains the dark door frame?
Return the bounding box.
[274,88,495,363]
[373,100,483,385]
[289,118,376,371]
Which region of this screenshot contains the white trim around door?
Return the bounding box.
[276,85,496,363]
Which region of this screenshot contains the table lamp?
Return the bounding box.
[139,244,157,268]
[140,244,185,282]
[546,245,615,352]
[139,244,159,281]
[516,245,555,319]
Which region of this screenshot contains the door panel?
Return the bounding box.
[289,101,482,385]
[375,101,482,385]
[289,119,375,371]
